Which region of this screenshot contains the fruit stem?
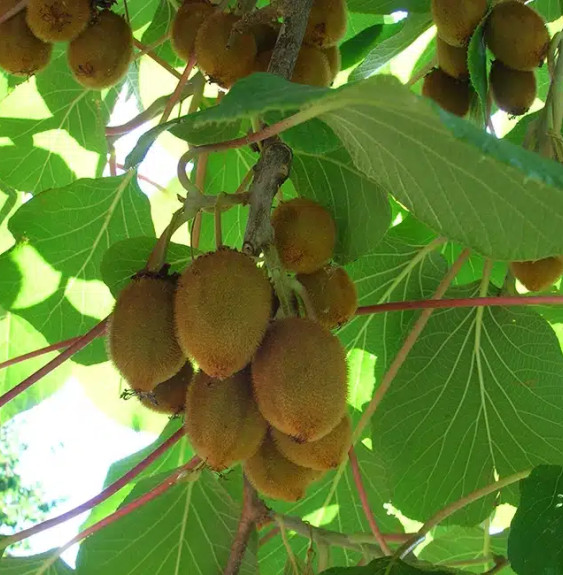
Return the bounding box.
[290,277,317,320]
[133,32,170,60]
[394,470,530,559]
[348,446,392,556]
[133,39,182,80]
[0,318,108,409]
[160,54,197,124]
[0,0,25,24]
[264,244,295,317]
[191,153,209,250]
[0,428,184,550]
[146,208,189,271]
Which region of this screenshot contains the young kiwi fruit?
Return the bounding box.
[0,5,52,76]
[323,45,341,82]
[194,11,257,88]
[304,0,347,49]
[485,1,549,71]
[490,60,536,116]
[184,368,267,470]
[174,248,273,379]
[271,198,336,274]
[67,9,133,89]
[431,0,487,47]
[510,257,563,292]
[272,413,351,471]
[26,0,91,42]
[170,0,213,62]
[138,361,194,415]
[244,434,324,502]
[296,265,358,330]
[422,67,472,117]
[251,317,348,442]
[108,273,185,393]
[436,36,468,79]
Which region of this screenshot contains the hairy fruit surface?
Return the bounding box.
[490,60,536,115]
[272,198,336,274]
[436,36,469,79]
[431,0,487,47]
[510,257,563,292]
[323,44,341,81]
[26,0,91,42]
[174,248,273,379]
[422,67,472,117]
[184,369,267,470]
[139,362,194,415]
[304,0,347,48]
[252,317,348,442]
[171,1,212,62]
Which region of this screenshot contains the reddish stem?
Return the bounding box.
[160,55,197,124]
[115,163,166,191]
[356,294,563,316]
[133,40,182,80]
[191,153,209,250]
[348,447,392,556]
[0,0,25,24]
[0,318,108,409]
[1,428,184,548]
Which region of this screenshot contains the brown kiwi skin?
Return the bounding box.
[510,257,563,292]
[26,0,91,42]
[184,368,268,471]
[138,362,194,415]
[251,317,348,443]
[490,60,536,116]
[323,44,341,82]
[436,36,469,80]
[272,414,352,471]
[171,0,212,62]
[304,0,347,49]
[244,434,324,502]
[271,198,336,274]
[0,6,52,76]
[67,9,133,89]
[422,67,472,117]
[431,0,487,47]
[485,1,549,71]
[174,248,273,380]
[194,11,257,88]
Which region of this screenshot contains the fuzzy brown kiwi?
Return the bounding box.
[244,434,324,502]
[436,36,469,79]
[297,265,358,329]
[510,257,563,292]
[108,273,185,392]
[271,198,336,274]
[272,413,351,471]
[485,1,549,71]
[431,0,487,47]
[304,0,347,48]
[322,44,341,81]
[170,0,213,62]
[251,317,348,442]
[490,60,536,116]
[194,11,257,88]
[184,368,267,470]
[0,3,52,76]
[174,248,273,379]
[26,0,91,42]
[67,9,133,89]
[138,361,194,415]
[422,67,472,117]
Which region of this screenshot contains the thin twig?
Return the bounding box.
[160,55,197,124]
[482,557,510,575]
[191,153,209,250]
[348,447,391,555]
[134,39,182,79]
[0,0,26,24]
[134,32,170,60]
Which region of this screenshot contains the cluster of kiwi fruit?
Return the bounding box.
[424,0,550,117]
[0,0,133,89]
[170,0,346,89]
[107,197,358,502]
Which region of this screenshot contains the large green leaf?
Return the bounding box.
[0,552,73,574]
[532,0,563,21]
[347,0,431,13]
[320,556,462,575]
[507,465,563,575]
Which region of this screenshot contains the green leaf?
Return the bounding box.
[508,465,563,575]
[0,552,73,574]
[467,13,490,119]
[320,556,462,575]
[140,0,183,67]
[76,470,258,575]
[532,0,563,21]
[347,0,431,13]
[372,284,563,524]
[340,24,385,70]
[291,147,391,262]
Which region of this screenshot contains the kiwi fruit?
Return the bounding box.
[304,0,347,49]
[272,198,336,274]
[251,317,348,442]
[108,274,185,392]
[436,36,468,79]
[431,0,487,47]
[422,67,472,117]
[510,257,563,292]
[490,60,536,116]
[26,0,91,42]
[272,414,351,471]
[194,11,257,88]
[297,265,358,329]
[323,45,341,81]
[485,1,549,71]
[184,368,268,470]
[0,6,52,76]
[244,434,323,502]
[139,361,194,415]
[67,9,133,89]
[174,248,273,379]
[170,0,213,62]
